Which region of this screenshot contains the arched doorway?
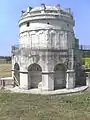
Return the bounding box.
[54,64,66,89]
[14,63,20,86]
[28,63,42,88]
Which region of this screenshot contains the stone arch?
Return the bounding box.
[30,31,36,35]
[28,63,42,88]
[54,63,66,89]
[14,63,20,86]
[38,30,44,35]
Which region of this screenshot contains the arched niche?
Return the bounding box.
[54,63,66,89]
[37,30,44,35]
[38,30,46,48]
[59,31,67,49]
[49,30,56,48]
[28,63,42,88]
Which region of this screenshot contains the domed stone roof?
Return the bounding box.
[26,4,71,15]
[19,4,74,26]
[30,5,59,12]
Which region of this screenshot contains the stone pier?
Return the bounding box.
[86,72,90,87]
[66,70,75,89]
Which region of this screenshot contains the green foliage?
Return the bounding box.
[82,58,90,69]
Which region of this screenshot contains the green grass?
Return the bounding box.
[0,90,90,120]
[0,64,12,78]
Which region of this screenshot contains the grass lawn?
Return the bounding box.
[0,64,12,78]
[0,64,90,120]
[0,90,90,120]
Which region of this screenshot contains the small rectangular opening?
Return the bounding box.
[27,22,30,27]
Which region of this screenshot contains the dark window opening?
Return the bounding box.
[67,24,69,27]
[27,22,30,27]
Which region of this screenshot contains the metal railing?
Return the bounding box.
[79,45,90,50]
[13,74,20,87]
[12,44,90,54]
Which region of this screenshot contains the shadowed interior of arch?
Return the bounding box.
[28,63,42,89]
[54,64,66,90]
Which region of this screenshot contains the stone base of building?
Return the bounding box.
[5,86,88,95]
[12,69,76,91]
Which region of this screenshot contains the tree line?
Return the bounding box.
[0,56,11,63]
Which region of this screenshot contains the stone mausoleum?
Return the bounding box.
[12,4,82,91]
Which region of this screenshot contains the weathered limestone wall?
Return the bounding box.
[19,19,73,34]
[12,4,76,90]
[12,49,69,90]
[19,19,74,50]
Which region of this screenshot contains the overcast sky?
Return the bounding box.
[0,0,90,56]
